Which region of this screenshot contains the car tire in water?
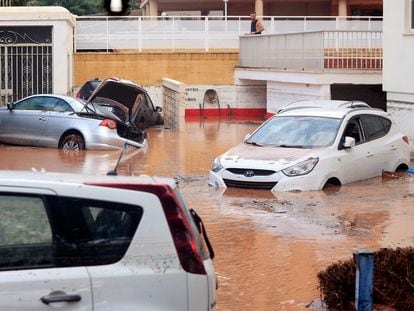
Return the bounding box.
[60,134,85,151]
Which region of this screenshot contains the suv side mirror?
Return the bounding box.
[6,102,13,111]
[343,136,355,149]
[155,106,162,112]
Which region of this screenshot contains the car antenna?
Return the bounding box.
[107,143,128,176]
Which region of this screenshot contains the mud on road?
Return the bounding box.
[1,119,414,310]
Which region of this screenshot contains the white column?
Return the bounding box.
[338,0,347,16]
[255,0,264,17]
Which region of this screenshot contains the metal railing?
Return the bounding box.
[75,16,382,52]
[239,30,383,71]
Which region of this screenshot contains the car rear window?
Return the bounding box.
[0,194,142,271]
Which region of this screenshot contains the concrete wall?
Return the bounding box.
[234,79,267,110]
[267,81,330,113]
[235,67,381,115]
[162,78,185,131]
[0,7,75,95]
[145,83,253,116]
[74,52,238,88]
[383,0,414,146]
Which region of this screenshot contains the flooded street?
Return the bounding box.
[2,119,414,310]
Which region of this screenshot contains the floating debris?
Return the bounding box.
[382,170,404,179]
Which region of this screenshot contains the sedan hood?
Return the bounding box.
[221,143,318,169]
[88,78,147,123]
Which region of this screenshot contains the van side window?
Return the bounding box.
[0,194,143,271]
[0,194,53,270]
[49,197,143,266]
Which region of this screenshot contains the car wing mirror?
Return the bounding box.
[6,102,13,110]
[155,106,162,112]
[343,136,356,149]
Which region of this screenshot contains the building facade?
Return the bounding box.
[0,7,75,104]
[383,0,414,147]
[140,0,382,17]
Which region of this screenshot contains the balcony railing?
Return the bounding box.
[75,16,382,52]
[239,30,382,71]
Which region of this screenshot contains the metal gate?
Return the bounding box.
[0,26,53,106]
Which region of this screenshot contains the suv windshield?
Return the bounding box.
[246,115,341,148]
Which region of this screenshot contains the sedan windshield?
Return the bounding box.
[246,116,342,148]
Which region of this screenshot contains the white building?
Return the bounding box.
[0,7,75,104]
[140,0,383,17]
[383,0,414,146]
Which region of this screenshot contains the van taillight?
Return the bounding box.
[99,119,117,129]
[403,136,409,144]
[86,182,207,275]
[76,92,81,98]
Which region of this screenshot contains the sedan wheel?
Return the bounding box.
[60,134,85,151]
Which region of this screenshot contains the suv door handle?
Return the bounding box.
[366,152,374,158]
[39,117,47,121]
[41,293,81,304]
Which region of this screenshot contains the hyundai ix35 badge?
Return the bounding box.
[244,170,255,177]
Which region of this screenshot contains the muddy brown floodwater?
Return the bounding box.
[2,119,414,310]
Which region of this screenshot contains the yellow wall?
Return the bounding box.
[74,51,239,87]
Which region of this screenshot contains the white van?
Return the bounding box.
[0,170,216,310]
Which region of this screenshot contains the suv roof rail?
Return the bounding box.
[277,100,371,114]
[338,100,371,109]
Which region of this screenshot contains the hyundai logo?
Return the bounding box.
[244,170,255,177]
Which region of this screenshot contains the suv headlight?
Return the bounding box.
[211,157,223,172]
[281,157,319,177]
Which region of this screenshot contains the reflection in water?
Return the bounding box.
[2,120,414,310]
[0,145,142,175]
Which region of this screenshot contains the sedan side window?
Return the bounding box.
[53,99,73,112]
[13,98,44,110]
[0,195,53,271]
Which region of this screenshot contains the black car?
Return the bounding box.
[76,77,102,100]
[85,77,164,130]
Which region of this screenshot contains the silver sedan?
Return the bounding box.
[0,94,146,150]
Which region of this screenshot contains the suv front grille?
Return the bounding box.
[223,179,277,190]
[226,168,275,176]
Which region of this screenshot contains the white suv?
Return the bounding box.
[0,170,216,310]
[209,100,410,191]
